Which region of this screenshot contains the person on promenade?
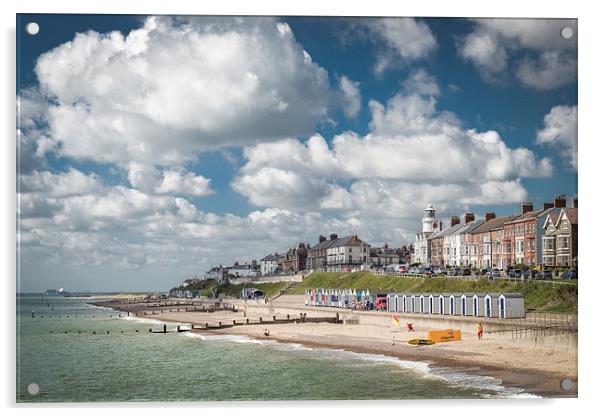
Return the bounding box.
[264,328,270,337]
[477,322,484,340]
[406,322,414,332]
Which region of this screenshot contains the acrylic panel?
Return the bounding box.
[16,14,578,402]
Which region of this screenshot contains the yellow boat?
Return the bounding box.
[408,338,435,346]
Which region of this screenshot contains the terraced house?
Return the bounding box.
[326,235,371,272]
[307,234,337,271]
[542,206,578,268]
[413,194,577,270]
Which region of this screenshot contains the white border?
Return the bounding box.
[3,0,601,414]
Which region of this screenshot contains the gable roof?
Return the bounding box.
[450,219,485,237]
[546,210,561,226]
[472,215,518,234]
[562,207,578,225]
[328,235,368,248]
[309,238,336,252]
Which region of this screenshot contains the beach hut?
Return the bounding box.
[472,293,487,317]
[449,293,462,316]
[484,293,500,318]
[341,289,349,308]
[387,293,399,312]
[419,295,426,314]
[401,294,408,312]
[498,293,525,319]
[428,294,436,314]
[460,294,469,316]
[387,294,395,312]
[409,294,417,313]
[393,293,403,312]
[438,294,448,315]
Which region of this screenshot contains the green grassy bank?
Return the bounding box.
[287,272,577,313]
[172,279,290,298]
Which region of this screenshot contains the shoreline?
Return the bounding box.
[110,304,577,399]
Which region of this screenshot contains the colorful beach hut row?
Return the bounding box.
[384,292,525,319]
[304,289,525,319]
[305,288,373,309]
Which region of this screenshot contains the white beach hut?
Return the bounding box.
[460,294,469,316]
[387,293,395,312]
[484,293,501,318]
[401,294,408,312]
[428,294,436,314]
[472,293,487,317]
[419,295,426,314]
[395,294,403,312]
[498,293,525,319]
[408,293,416,313]
[438,294,448,315]
[449,293,462,316]
[393,294,400,312]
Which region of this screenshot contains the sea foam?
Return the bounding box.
[182,331,540,398]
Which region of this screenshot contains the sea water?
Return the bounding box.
[16,295,535,402]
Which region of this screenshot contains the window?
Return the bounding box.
[558,236,569,249]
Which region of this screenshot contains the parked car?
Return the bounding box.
[479,268,489,276]
[561,269,577,280]
[522,269,540,280]
[541,270,553,279]
[449,268,462,276]
[461,268,472,276]
[507,269,523,279]
[488,269,501,280]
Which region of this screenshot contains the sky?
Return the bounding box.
[16,14,578,292]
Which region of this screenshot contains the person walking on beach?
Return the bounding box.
[477,322,484,340]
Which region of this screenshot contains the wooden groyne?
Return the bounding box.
[149,312,342,333]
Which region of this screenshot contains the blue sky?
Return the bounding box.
[17,15,577,291]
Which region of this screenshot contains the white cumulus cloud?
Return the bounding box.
[457,18,577,90]
[30,16,340,166]
[536,105,578,170]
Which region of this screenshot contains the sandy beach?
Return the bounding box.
[102,296,578,398]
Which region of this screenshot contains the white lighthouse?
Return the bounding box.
[413,203,438,265]
[421,203,437,232]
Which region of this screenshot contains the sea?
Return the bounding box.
[16,294,538,402]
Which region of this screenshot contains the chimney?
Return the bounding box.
[438,220,443,230]
[554,194,567,208]
[485,212,496,222]
[521,201,534,215]
[463,212,475,224]
[543,202,554,209]
[298,242,305,248]
[319,235,326,243]
[572,195,578,208]
[450,216,460,227]
[330,233,338,241]
[383,242,388,249]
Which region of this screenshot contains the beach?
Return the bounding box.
[101,295,578,398]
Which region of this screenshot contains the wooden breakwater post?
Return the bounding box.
[163,324,167,334]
